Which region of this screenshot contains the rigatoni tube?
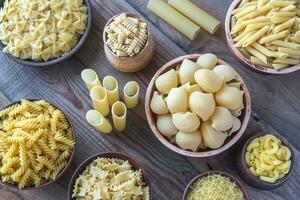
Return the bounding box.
[123,81,140,109]
[168,0,220,34]
[103,76,119,107]
[147,0,200,40]
[111,101,127,132]
[81,69,101,90]
[90,86,110,116]
[86,110,112,134]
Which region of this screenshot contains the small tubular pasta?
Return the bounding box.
[215,85,244,110]
[155,69,178,94]
[156,114,178,138]
[123,81,140,109]
[90,86,110,117]
[103,76,119,107]
[81,69,102,90]
[189,92,215,121]
[172,112,200,132]
[179,59,201,84]
[166,87,188,113]
[86,110,112,134]
[201,121,227,149]
[212,64,236,83]
[111,101,127,132]
[210,107,234,132]
[175,130,202,152]
[194,69,223,93]
[196,53,218,69]
[150,91,169,114]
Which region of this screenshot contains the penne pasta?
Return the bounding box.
[81,69,101,91]
[274,17,295,33]
[259,30,288,44]
[103,76,119,107]
[242,16,271,25]
[271,40,300,49]
[250,56,272,67]
[272,63,289,69]
[123,81,140,109]
[274,57,299,65]
[86,110,112,134]
[90,86,110,117]
[111,101,127,132]
[243,26,269,47]
[278,47,300,55]
[251,42,288,58]
[246,46,268,64]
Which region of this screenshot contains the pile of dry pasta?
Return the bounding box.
[0,100,74,188]
[0,0,88,61]
[231,0,300,69]
[72,157,150,200]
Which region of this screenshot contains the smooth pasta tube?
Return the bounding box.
[124,81,140,109]
[168,0,220,34]
[103,76,119,107]
[147,0,200,40]
[111,101,127,132]
[86,110,112,134]
[90,86,110,117]
[81,69,101,90]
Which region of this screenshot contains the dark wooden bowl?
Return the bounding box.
[145,54,251,157]
[68,152,152,200]
[0,0,92,67]
[0,99,76,190]
[182,170,249,200]
[236,132,294,190]
[225,0,300,74]
[103,12,155,73]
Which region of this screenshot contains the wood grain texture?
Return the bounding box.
[0,0,299,199]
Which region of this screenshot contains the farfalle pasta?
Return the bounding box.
[0,0,88,61]
[72,157,150,200]
[0,99,74,188]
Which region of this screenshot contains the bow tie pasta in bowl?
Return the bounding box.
[145,54,251,157]
[0,0,91,66]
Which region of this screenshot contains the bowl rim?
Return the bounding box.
[0,99,77,190]
[102,12,152,61]
[0,0,92,67]
[240,131,294,187]
[67,151,152,200]
[225,0,300,74]
[145,54,251,157]
[182,170,249,200]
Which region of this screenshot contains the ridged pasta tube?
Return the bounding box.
[124,81,140,109]
[81,69,101,90]
[103,76,119,107]
[86,110,112,134]
[111,101,127,132]
[90,86,110,116]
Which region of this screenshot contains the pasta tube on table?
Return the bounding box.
[81,69,101,90]
[86,110,112,134]
[90,86,110,116]
[111,101,127,132]
[103,76,119,107]
[123,81,140,109]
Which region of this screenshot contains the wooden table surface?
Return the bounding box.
[0,0,299,199]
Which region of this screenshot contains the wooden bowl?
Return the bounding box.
[0,99,76,190]
[182,170,249,200]
[103,12,155,73]
[68,152,151,199]
[0,0,92,67]
[225,0,300,74]
[236,132,294,190]
[145,54,251,157]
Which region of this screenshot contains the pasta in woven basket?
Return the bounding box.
[0,99,75,189]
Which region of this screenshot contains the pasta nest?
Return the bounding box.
[0,0,88,61]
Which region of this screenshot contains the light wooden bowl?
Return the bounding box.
[236,132,294,190]
[68,152,152,199]
[225,0,300,74]
[145,54,251,157]
[0,99,76,190]
[182,170,249,200]
[103,12,155,73]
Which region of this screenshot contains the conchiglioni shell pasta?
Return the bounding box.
[181,82,203,95]
[90,86,110,117]
[81,69,102,90]
[166,87,188,113]
[111,101,127,132]
[215,85,244,110]
[103,76,119,107]
[86,110,112,134]
[194,69,223,93]
[150,91,169,114]
[212,65,236,83]
[175,130,202,152]
[155,69,178,94]
[172,112,200,132]
[196,53,218,69]
[201,121,227,149]
[189,91,215,121]
[156,114,178,138]
[124,81,140,109]
[179,58,201,84]
[210,107,234,132]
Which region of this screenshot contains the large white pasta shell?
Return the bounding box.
[156,114,178,138]
[201,121,227,149]
[172,112,200,132]
[179,59,201,84]
[150,91,169,115]
[227,116,241,136]
[194,69,223,93]
[155,69,178,94]
[181,82,203,95]
[167,87,188,113]
[215,85,244,110]
[175,130,202,152]
[189,91,215,121]
[210,106,234,131]
[196,53,218,69]
[213,65,235,83]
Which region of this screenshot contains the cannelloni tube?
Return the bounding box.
[103,76,119,107]
[90,86,110,116]
[124,81,140,109]
[86,110,112,134]
[111,101,127,132]
[81,69,101,90]
[147,0,200,40]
